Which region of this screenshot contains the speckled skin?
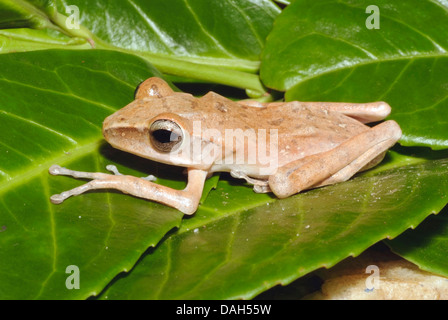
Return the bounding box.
[50,77,402,214]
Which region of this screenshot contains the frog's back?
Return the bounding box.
[236,101,370,168]
[191,92,370,172]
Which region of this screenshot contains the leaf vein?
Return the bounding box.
[0,110,77,145]
[155,238,173,299]
[126,0,185,54]
[225,0,264,48]
[181,0,238,58]
[34,176,58,299]
[178,214,239,298]
[0,77,115,113]
[338,0,447,52]
[376,59,414,101]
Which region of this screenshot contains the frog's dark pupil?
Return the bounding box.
[153,129,178,144]
[151,129,182,152]
[149,120,183,152]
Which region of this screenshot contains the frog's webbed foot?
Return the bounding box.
[253,184,272,194]
[230,170,271,193]
[48,165,207,215]
[49,165,117,204]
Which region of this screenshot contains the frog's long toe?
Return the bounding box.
[106,165,123,176]
[50,183,92,204]
[49,165,78,177]
[50,193,65,204]
[142,175,157,181]
[106,164,157,181]
[49,165,62,175]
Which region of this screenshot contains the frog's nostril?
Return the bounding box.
[102,113,116,131]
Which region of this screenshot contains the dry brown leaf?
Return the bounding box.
[307,248,448,300]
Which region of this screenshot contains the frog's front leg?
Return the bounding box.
[49,165,207,215]
[269,120,402,198]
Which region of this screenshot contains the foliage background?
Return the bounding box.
[0,0,447,299]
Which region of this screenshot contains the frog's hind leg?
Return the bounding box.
[305,101,391,123]
[239,100,392,124]
[313,146,387,188]
[269,120,401,198]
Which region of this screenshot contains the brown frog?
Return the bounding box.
[49,77,402,214]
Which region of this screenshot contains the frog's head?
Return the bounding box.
[103,77,220,169]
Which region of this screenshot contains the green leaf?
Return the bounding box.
[0,0,54,29]
[0,28,91,52]
[54,0,279,69]
[260,0,448,149]
[0,49,189,299]
[2,2,447,299]
[100,157,448,300]
[0,0,281,93]
[386,205,448,279]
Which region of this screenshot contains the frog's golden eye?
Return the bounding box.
[149,119,183,152]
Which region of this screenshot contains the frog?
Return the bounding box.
[49,77,402,214]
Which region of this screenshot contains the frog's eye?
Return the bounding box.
[149,119,183,152]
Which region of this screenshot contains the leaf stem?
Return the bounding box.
[49,10,267,96]
[50,11,96,46]
[91,37,267,96]
[140,52,267,95]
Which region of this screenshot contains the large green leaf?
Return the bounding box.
[1,49,447,300]
[100,156,448,299]
[260,0,448,149]
[0,0,53,29]
[52,0,279,69]
[0,0,281,93]
[0,49,191,299]
[379,148,448,280]
[387,205,448,279]
[2,1,448,300]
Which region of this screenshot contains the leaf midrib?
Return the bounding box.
[148,159,448,300]
[0,139,103,196]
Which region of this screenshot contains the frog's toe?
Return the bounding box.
[142,175,157,181]
[253,184,271,193]
[49,165,62,175]
[106,164,123,176]
[50,194,65,204]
